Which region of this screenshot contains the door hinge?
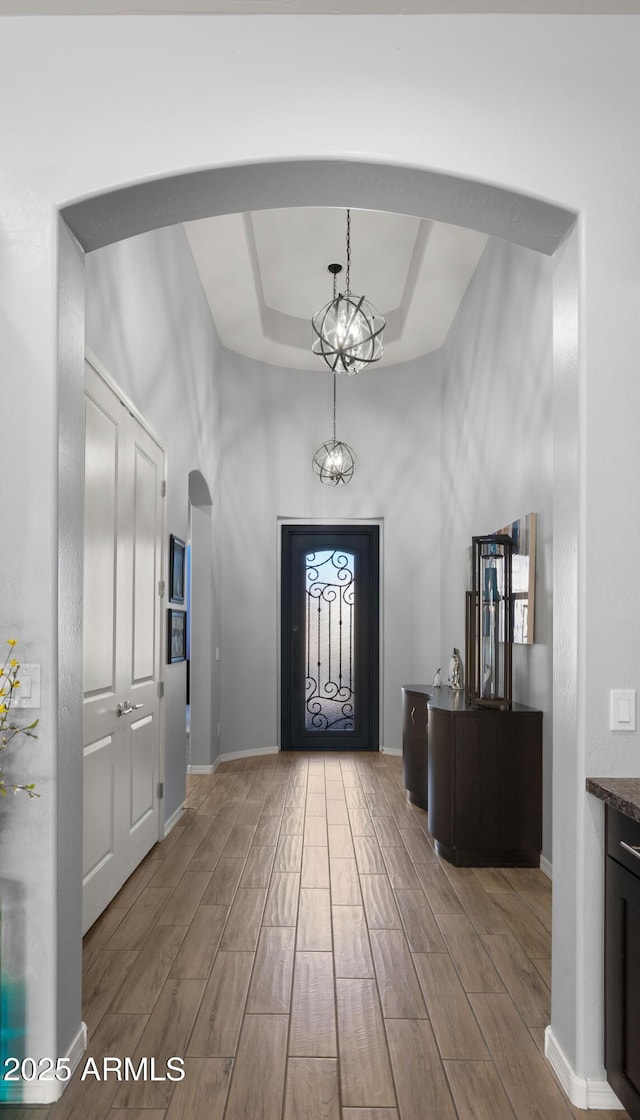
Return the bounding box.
[161,480,167,498]
[158,579,165,598]
[157,782,164,800]
[157,680,165,699]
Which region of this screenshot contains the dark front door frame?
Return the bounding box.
[281,522,380,752]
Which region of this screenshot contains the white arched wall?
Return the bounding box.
[9,154,584,1107]
[1,12,639,1108]
[188,469,219,771]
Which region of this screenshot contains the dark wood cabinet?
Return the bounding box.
[425,687,542,866]
[605,806,640,1119]
[401,687,429,809]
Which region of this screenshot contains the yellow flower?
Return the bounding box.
[9,659,18,668]
[7,639,17,647]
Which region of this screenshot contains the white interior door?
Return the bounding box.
[82,358,165,934]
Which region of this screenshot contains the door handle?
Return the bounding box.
[410,705,416,725]
[117,700,144,717]
[620,840,640,862]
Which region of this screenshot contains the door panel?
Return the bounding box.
[83,397,118,697]
[83,359,164,933]
[130,714,155,831]
[133,443,158,682]
[281,524,379,752]
[83,736,115,880]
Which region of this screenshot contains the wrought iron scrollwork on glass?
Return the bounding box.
[305,549,356,732]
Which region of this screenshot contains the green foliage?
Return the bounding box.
[0,639,40,799]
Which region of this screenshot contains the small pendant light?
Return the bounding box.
[312,338,356,486]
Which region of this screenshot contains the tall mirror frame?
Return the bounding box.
[466,533,514,710]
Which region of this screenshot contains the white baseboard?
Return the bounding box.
[539,854,552,880]
[186,743,279,770]
[544,1026,624,1110]
[380,746,402,757]
[163,804,186,838]
[188,746,280,774]
[3,1021,88,1104]
[217,745,280,763]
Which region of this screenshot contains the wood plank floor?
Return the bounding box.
[31,751,627,1120]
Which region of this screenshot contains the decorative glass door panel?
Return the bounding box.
[281,525,379,751]
[305,549,355,732]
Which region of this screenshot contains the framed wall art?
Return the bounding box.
[167,608,187,664]
[496,512,537,644]
[169,533,186,603]
[465,512,538,646]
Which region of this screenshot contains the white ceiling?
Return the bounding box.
[19,1,621,367]
[184,207,488,370]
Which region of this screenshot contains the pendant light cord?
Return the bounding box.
[345,208,351,294]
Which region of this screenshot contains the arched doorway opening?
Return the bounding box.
[53,157,579,1102]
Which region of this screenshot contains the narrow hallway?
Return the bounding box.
[25,752,626,1120]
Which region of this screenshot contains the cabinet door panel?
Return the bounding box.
[606,853,640,1116]
[402,690,428,809]
[427,707,454,845]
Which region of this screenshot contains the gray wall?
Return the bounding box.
[218,350,442,755]
[84,223,552,868]
[438,237,554,862]
[85,224,222,821]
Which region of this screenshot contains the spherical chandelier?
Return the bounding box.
[312,370,356,486]
[311,210,385,375]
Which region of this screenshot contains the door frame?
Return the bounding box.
[85,347,167,846]
[278,517,383,752]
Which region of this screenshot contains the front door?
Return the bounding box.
[281,524,379,751]
[82,358,165,933]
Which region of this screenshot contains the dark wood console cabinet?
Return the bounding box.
[402,687,429,809]
[402,686,542,866]
[605,805,640,1119]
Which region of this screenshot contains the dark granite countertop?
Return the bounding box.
[586,777,640,824]
[401,684,540,714]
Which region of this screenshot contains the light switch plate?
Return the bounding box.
[14,663,41,709]
[610,688,636,732]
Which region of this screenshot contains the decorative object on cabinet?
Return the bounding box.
[167,608,187,664]
[427,687,542,866]
[466,533,514,709]
[311,210,385,374]
[496,512,537,643]
[169,533,186,603]
[432,667,442,687]
[448,648,464,691]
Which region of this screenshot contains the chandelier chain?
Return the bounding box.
[345,208,351,293]
[333,372,337,442]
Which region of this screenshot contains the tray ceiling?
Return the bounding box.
[184,207,488,370]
